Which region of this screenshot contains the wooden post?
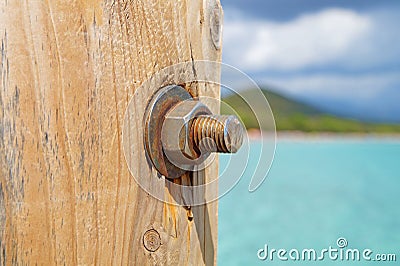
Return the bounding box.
[0,0,222,264]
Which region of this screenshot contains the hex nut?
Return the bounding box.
[161,100,212,164]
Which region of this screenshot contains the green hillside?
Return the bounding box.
[221,89,400,133]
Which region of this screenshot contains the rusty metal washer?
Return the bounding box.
[144,85,211,178]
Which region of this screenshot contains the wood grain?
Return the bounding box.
[0,0,222,265]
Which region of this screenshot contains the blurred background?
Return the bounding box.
[218,0,400,265]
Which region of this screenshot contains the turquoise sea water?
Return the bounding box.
[218,139,400,265]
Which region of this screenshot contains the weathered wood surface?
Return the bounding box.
[0,0,222,265]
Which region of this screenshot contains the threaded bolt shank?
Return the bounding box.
[192,115,244,153]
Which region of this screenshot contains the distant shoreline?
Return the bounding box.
[223,89,400,135]
[247,129,400,141]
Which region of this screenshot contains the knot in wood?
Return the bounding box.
[210,1,223,50]
[143,229,161,252]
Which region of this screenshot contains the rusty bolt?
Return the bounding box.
[192,115,244,154]
[145,85,245,179]
[161,101,244,172]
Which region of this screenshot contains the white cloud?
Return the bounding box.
[222,7,400,121]
[257,71,400,121]
[263,72,400,101]
[224,8,377,71]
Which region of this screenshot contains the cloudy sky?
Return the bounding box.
[220,0,400,122]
